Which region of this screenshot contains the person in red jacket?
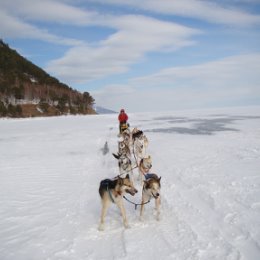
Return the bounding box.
[118,108,129,133]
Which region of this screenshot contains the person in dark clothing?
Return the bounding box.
[118,109,129,133]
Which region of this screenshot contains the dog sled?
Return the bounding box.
[120,122,129,134]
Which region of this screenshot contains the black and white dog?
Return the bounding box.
[112,153,134,179]
[132,129,149,163]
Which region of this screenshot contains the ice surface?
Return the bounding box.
[1,107,260,260]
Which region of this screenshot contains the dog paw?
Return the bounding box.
[98,224,105,231]
[124,223,130,229]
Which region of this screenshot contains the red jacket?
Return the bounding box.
[118,112,128,123]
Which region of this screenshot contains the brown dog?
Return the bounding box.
[138,155,152,184]
[140,173,161,221]
[98,174,138,231]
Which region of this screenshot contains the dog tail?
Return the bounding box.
[112,153,120,159]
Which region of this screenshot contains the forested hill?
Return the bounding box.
[0,40,95,117]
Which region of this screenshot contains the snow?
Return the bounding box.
[1,106,260,260]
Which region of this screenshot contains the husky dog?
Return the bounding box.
[121,129,132,149]
[112,153,133,178]
[143,135,149,152]
[138,155,152,184]
[98,174,138,231]
[140,173,161,221]
[132,128,143,141]
[133,131,149,163]
[118,140,131,158]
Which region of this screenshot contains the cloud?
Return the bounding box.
[46,15,200,83]
[0,5,84,45]
[131,53,260,88]
[92,84,138,112]
[0,0,200,82]
[25,0,259,28]
[92,83,246,112]
[1,0,259,112]
[93,54,260,112]
[0,0,98,25]
[94,81,260,112]
[89,0,260,27]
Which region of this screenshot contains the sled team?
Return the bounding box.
[98,109,161,231]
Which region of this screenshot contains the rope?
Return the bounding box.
[104,178,151,209]
[116,165,137,178]
[123,195,150,210]
[115,157,139,178]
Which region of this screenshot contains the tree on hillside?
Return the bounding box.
[0,101,7,116]
[0,39,96,117]
[83,91,95,109]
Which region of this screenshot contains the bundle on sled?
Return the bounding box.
[120,122,130,134]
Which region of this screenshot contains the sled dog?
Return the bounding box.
[98,174,138,231]
[132,128,148,142]
[143,135,149,151]
[121,129,132,149]
[112,153,133,178]
[133,131,149,163]
[118,140,131,158]
[138,155,152,184]
[140,173,161,221]
[132,128,143,141]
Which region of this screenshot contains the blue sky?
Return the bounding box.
[1,0,260,112]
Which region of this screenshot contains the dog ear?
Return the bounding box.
[158,176,161,182]
[112,153,119,159]
[143,180,149,188]
[117,177,123,185]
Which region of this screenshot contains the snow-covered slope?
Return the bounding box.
[94,106,116,114]
[1,107,260,260]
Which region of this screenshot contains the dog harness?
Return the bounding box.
[144,173,155,180]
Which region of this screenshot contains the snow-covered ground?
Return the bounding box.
[1,106,260,260]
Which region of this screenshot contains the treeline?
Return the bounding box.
[0,39,95,117]
[0,102,22,117]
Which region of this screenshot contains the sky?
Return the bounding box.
[1,0,260,112]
